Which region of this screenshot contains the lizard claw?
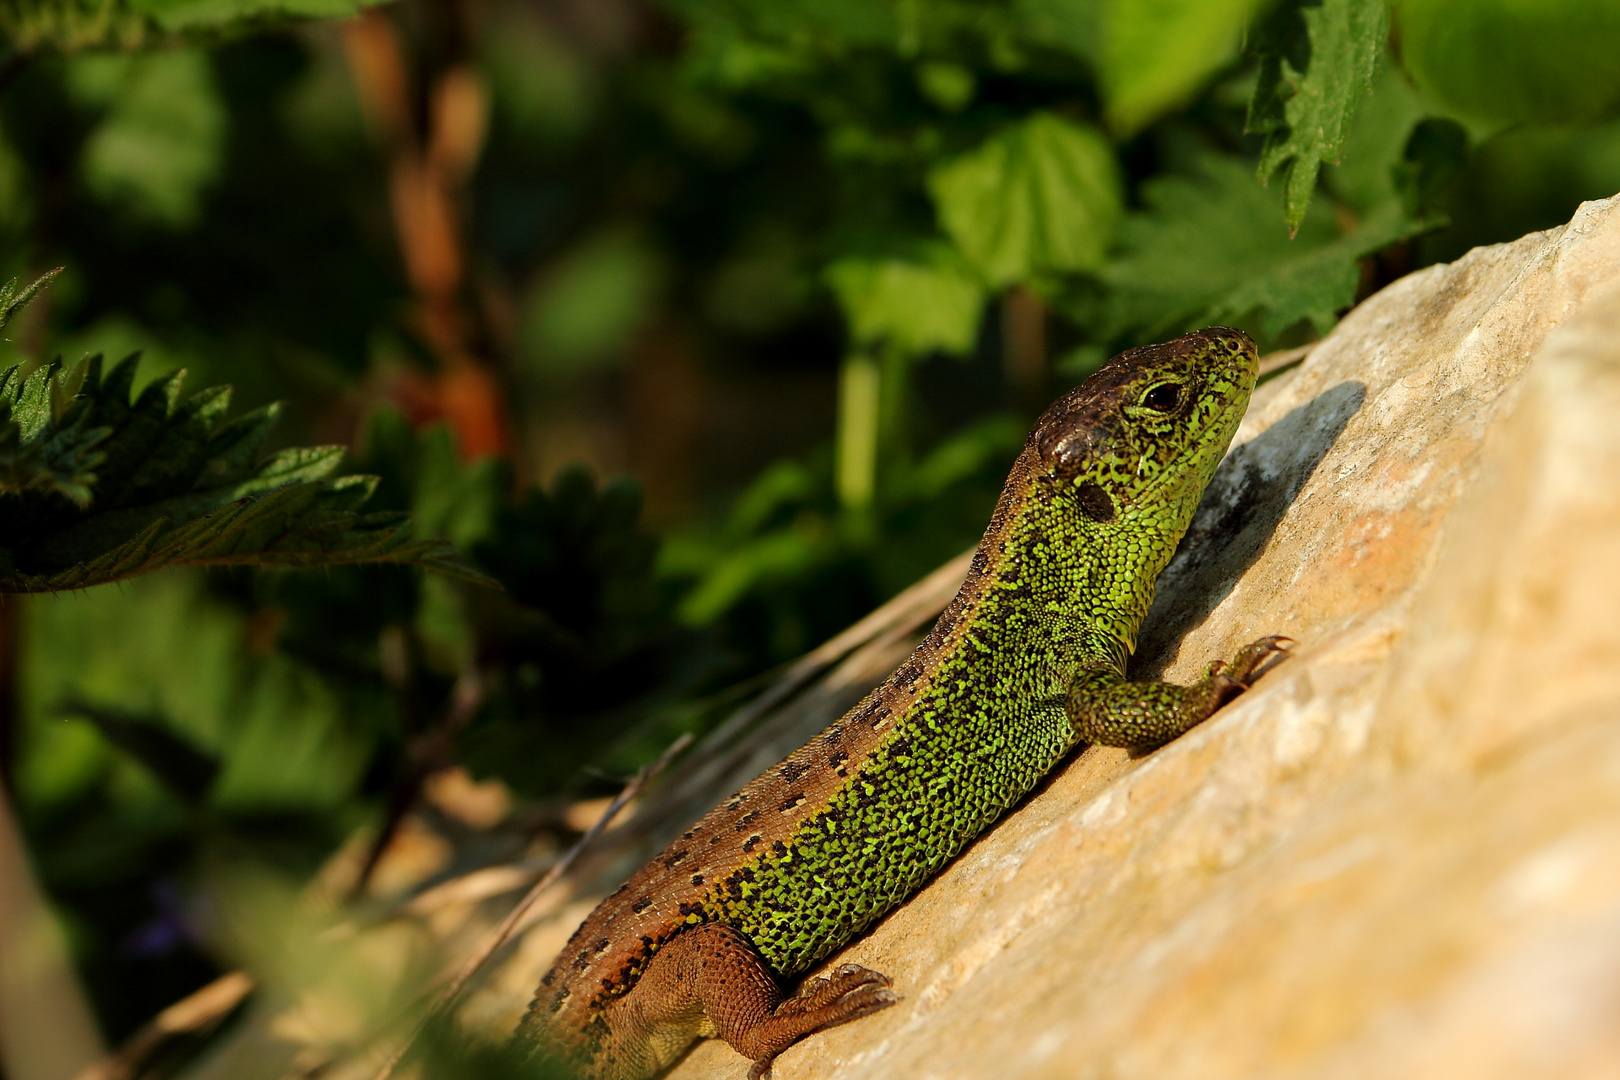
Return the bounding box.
[1226,635,1294,685]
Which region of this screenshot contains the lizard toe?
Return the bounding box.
[1228,635,1295,684]
[832,985,900,1020]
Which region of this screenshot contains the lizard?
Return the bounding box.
[517,326,1290,1080]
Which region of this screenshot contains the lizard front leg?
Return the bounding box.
[1065,636,1291,749]
[602,923,896,1080]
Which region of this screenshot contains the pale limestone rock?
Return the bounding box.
[665,194,1620,1079]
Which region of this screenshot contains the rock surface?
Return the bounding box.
[657,194,1620,1079]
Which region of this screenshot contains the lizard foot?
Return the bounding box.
[778,963,893,1016]
[1209,635,1293,686]
[746,964,898,1079]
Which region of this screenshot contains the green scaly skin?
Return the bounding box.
[519,327,1288,1079]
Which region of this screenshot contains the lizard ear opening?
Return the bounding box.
[1075,483,1115,523]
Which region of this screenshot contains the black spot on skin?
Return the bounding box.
[849,696,885,727]
[1076,483,1116,523]
[632,895,653,913]
[821,725,846,747]
[779,792,806,812]
[779,759,810,784]
[691,874,704,886]
[772,840,788,857]
[970,549,988,575]
[828,750,849,770]
[663,849,689,868]
[743,835,762,852]
[572,950,591,971]
[682,830,695,840]
[594,938,611,954]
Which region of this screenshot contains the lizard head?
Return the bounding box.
[1031,326,1258,524]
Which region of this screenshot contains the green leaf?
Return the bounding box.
[1318,60,1426,219]
[67,52,227,228]
[1394,0,1620,128]
[928,112,1122,288]
[825,244,986,357]
[0,355,488,593]
[0,269,60,336]
[127,0,370,30]
[0,0,152,52]
[1249,0,1391,234]
[60,698,221,805]
[1103,0,1265,134]
[0,275,103,507]
[676,526,821,627]
[0,357,111,507]
[1104,153,1432,341]
[521,228,663,378]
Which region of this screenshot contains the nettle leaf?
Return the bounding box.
[0,355,487,593]
[0,273,108,505]
[0,357,110,507]
[929,112,1123,288]
[1104,153,1429,341]
[1249,0,1390,234]
[825,244,986,358]
[0,270,60,335]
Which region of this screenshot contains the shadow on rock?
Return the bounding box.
[1133,379,1366,678]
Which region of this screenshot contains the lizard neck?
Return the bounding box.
[962,443,1206,685]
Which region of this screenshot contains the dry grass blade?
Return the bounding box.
[71,972,255,1080]
[370,730,695,1080]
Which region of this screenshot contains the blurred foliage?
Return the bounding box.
[0,348,481,590]
[0,0,1616,1061]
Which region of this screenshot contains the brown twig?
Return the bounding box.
[369,730,694,1080]
[1257,343,1316,380]
[0,598,20,794]
[341,7,510,461]
[350,668,486,899]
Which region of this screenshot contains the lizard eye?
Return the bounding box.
[1142,383,1183,412]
